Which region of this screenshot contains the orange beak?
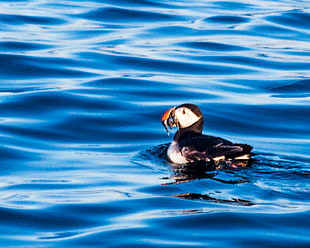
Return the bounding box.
[161,107,176,135]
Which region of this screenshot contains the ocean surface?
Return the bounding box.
[0,0,309,247]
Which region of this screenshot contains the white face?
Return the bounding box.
[175,107,201,128]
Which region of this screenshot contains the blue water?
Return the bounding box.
[0,0,309,247]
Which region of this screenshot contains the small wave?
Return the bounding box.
[0,13,66,26]
[76,7,183,23]
[204,15,250,24]
[267,11,310,30]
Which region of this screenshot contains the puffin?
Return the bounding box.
[161,103,253,166]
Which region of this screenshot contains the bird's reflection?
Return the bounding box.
[167,162,215,185]
[164,159,253,185]
[173,192,254,206]
[165,161,254,206]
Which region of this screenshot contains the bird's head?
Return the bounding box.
[161,103,203,135]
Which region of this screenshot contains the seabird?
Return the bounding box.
[161,103,253,166]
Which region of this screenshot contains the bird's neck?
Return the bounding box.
[173,117,204,141]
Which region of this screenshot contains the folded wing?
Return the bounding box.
[179,132,253,162]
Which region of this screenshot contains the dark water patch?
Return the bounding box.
[202,103,310,139]
[267,11,310,30]
[205,15,250,24]
[0,115,161,145]
[271,93,310,98]
[5,181,78,191]
[0,86,59,94]
[114,55,255,75]
[179,41,248,51]
[269,79,310,98]
[0,206,96,230]
[269,79,310,93]
[252,24,304,38]
[285,50,310,57]
[0,41,52,52]
[0,146,36,162]
[0,14,66,26]
[50,115,154,143]
[81,77,218,101]
[74,52,128,71]
[78,7,183,23]
[0,54,97,79]
[0,90,121,116]
[146,211,310,247]
[58,202,132,221]
[147,25,209,37]
[200,55,310,71]
[1,124,76,144]
[1,117,114,144]
[83,77,167,90]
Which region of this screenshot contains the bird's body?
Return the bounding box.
[161,104,253,166]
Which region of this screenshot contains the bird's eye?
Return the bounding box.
[182,109,186,115]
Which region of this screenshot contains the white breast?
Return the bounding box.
[167,141,188,164]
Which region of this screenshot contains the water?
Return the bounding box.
[0,0,309,247]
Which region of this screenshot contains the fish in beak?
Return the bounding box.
[161,107,177,135]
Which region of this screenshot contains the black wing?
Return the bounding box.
[178,132,252,162]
